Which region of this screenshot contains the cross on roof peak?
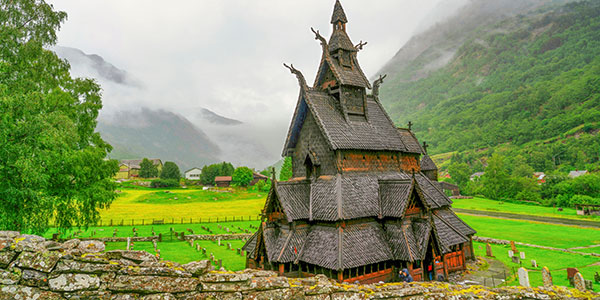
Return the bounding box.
[408,121,413,130]
[423,141,429,153]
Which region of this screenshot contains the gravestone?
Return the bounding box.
[227,243,231,250]
[595,272,600,283]
[585,280,593,291]
[126,237,131,251]
[152,240,158,252]
[218,259,222,269]
[573,272,585,291]
[485,243,493,257]
[218,238,221,246]
[542,267,552,287]
[202,248,206,255]
[189,240,193,247]
[520,252,525,259]
[531,260,537,268]
[518,267,530,287]
[510,241,517,252]
[237,248,241,255]
[508,250,514,258]
[511,256,520,264]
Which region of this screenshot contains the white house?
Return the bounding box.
[184,167,202,180]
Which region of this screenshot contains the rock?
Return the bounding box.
[54,259,120,274]
[48,273,100,292]
[12,234,46,252]
[0,250,17,268]
[249,276,290,290]
[179,292,242,300]
[0,267,21,285]
[0,285,63,300]
[141,293,178,300]
[117,265,191,277]
[15,250,61,273]
[61,239,81,250]
[41,241,63,251]
[183,260,214,276]
[0,231,20,239]
[243,288,294,299]
[109,275,200,293]
[200,271,252,282]
[21,269,48,287]
[105,250,158,264]
[77,240,105,253]
[62,290,112,299]
[111,293,141,300]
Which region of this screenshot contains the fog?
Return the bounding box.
[48,0,468,169]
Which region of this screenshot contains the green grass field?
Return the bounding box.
[104,239,248,271]
[99,188,266,223]
[572,246,600,255]
[473,241,600,292]
[452,197,600,221]
[458,214,600,249]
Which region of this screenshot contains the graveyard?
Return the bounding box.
[38,182,600,292]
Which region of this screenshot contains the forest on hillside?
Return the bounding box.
[380,1,600,174]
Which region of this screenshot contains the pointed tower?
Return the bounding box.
[244,1,476,284]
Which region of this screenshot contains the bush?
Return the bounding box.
[255,179,271,192]
[150,179,180,188]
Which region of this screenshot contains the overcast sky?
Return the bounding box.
[47,0,456,166]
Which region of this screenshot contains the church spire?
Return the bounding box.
[331,0,348,26]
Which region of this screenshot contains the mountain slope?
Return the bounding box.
[97,109,220,172]
[378,0,600,171]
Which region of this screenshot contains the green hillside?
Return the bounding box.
[379,1,600,172]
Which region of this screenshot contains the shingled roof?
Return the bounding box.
[329,29,356,53]
[420,155,437,171]
[267,172,453,222]
[330,0,348,24]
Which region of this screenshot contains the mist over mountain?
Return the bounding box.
[55,46,276,170]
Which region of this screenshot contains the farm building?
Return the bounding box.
[116,158,163,179]
[568,170,588,178]
[185,167,202,180]
[243,0,475,284]
[251,172,269,186]
[215,176,232,187]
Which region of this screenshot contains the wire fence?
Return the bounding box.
[48,215,262,228]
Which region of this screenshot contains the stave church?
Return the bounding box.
[243,0,476,284]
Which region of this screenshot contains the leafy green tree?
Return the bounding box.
[232,167,254,187]
[0,0,118,234]
[200,162,234,185]
[480,154,512,200]
[447,162,471,189]
[255,179,272,192]
[139,158,158,178]
[279,157,293,181]
[160,161,181,180]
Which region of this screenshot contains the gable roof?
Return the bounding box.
[214,176,232,182]
[284,90,418,155]
[184,167,202,174]
[120,159,162,169]
[420,155,437,171]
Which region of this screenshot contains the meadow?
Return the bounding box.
[48,184,600,285]
[452,197,600,221]
[458,214,600,249]
[472,241,600,292]
[98,187,266,223]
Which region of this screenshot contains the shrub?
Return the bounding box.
[150,179,180,188]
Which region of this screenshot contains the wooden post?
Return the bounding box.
[278,263,284,275]
[461,244,467,271]
[442,254,449,280]
[338,270,343,282]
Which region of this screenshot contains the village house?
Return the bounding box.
[115,159,163,179]
[243,1,475,284]
[215,176,232,187]
[568,170,588,179]
[250,172,269,186]
[184,167,202,180]
[533,172,546,184]
[470,172,484,181]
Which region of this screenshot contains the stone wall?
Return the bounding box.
[1,231,598,299]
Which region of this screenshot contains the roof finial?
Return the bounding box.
[423,141,428,154]
[283,63,308,90]
[408,121,413,130]
[331,0,348,24]
[373,74,387,98]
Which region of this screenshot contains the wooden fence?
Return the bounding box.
[78,215,261,228]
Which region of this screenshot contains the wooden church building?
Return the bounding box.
[243,0,476,284]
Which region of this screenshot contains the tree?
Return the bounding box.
[139,158,158,178]
[0,0,118,234]
[160,162,181,180]
[279,157,293,181]
[447,162,471,189]
[200,162,234,185]
[232,167,254,187]
[480,154,512,200]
